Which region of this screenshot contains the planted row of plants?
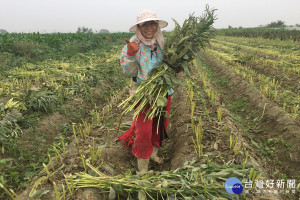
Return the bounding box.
[217,27,300,42]
[7,58,264,199]
[0,32,133,73]
[0,33,130,198]
[215,35,300,55]
[212,37,300,67]
[206,36,299,119]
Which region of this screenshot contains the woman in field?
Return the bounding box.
[118,9,173,174]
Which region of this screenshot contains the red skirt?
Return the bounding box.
[119,95,171,159]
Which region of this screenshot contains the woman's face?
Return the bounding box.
[139,21,158,39]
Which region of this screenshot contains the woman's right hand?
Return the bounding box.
[125,39,139,56]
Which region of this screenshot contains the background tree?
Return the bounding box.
[0,29,8,34]
[99,29,109,34]
[266,20,286,28]
[77,26,93,33]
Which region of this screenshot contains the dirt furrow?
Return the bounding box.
[201,51,300,178]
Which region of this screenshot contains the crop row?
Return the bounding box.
[0,33,128,196]
[205,45,299,119]
[211,39,300,76]
[215,36,300,55]
[212,37,300,63]
[217,28,300,42]
[0,32,133,49]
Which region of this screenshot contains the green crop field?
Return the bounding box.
[0,28,299,199]
[0,32,133,199]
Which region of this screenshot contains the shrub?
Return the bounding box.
[23,89,60,113]
[8,41,49,60]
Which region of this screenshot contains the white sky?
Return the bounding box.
[0,0,299,33]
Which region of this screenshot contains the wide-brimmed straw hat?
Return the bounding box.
[129,9,168,32]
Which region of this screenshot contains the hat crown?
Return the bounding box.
[137,10,158,23]
[129,9,167,32]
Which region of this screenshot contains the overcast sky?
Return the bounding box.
[1,0,299,33]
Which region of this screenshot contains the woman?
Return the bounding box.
[118,9,173,174]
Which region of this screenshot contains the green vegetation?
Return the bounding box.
[0,32,132,198]
[217,27,300,41]
[1,20,299,199]
[266,20,286,28]
[73,160,251,200]
[207,35,300,119]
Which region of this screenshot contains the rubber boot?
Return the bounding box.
[137,158,149,175]
[150,146,163,164]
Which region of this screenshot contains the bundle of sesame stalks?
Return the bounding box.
[119,6,217,120]
[72,160,250,199]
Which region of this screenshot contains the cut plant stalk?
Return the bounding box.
[107,129,111,147]
[77,124,85,140]
[48,153,55,171]
[192,118,203,158]
[205,154,211,167]
[0,183,20,200]
[102,108,105,120]
[72,159,249,199]
[53,181,60,200]
[243,151,249,169]
[89,138,97,165]
[72,123,79,146]
[249,168,261,189]
[60,136,66,156]
[53,145,63,164]
[29,176,48,198]
[79,150,87,172]
[217,107,222,122]
[117,114,123,136]
[64,173,75,196]
[190,101,196,133]
[230,133,233,150]
[43,163,52,178]
[62,184,66,200]
[233,137,242,156]
[82,119,91,136]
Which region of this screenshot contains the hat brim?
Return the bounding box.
[129,19,168,32]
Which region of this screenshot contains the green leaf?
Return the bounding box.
[171,76,183,85]
[138,189,147,200]
[103,118,114,128]
[170,53,178,65]
[183,54,189,60]
[156,96,167,108]
[109,186,116,200]
[181,62,191,78]
[163,74,173,87]
[0,158,14,164]
[177,36,190,46]
[29,189,50,200]
[178,44,191,59]
[162,179,169,188]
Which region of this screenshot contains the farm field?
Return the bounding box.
[0,32,299,199]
